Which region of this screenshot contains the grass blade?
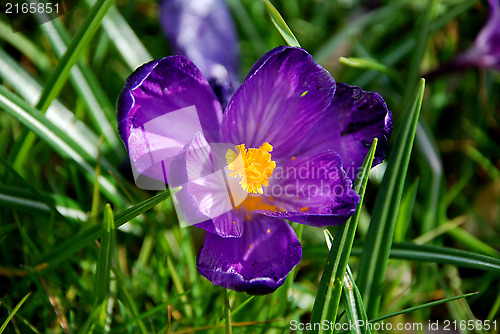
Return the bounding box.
[91,138,104,219]
[309,139,377,333]
[79,204,116,333]
[0,155,57,214]
[352,0,475,88]
[314,5,397,64]
[0,85,92,163]
[412,216,466,245]
[87,204,116,332]
[305,242,500,274]
[0,292,31,333]
[394,178,419,242]
[38,19,122,154]
[37,190,171,267]
[0,85,125,204]
[0,185,87,221]
[225,0,267,54]
[112,267,149,334]
[416,122,444,234]
[36,0,116,114]
[387,243,500,273]
[448,227,500,257]
[356,79,425,318]
[0,21,51,72]
[0,48,126,199]
[371,292,479,324]
[231,296,255,316]
[95,204,115,303]
[0,48,104,162]
[13,0,117,170]
[109,293,189,333]
[342,266,371,334]
[263,0,300,47]
[337,292,479,334]
[339,57,400,83]
[403,0,439,102]
[86,0,152,69]
[224,289,233,334]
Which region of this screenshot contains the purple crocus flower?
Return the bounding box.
[117,46,392,294]
[160,0,240,106]
[454,0,500,70]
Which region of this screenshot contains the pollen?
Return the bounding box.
[226,142,276,194]
[237,195,278,212]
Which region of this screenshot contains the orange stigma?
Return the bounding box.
[226,142,276,194]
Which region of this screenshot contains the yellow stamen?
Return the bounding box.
[226,142,276,194]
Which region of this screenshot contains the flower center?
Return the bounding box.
[226,142,276,194]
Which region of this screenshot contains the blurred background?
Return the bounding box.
[0,0,499,332]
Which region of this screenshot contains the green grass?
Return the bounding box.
[309,139,378,334]
[1,0,500,333]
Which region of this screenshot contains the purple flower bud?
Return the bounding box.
[160,0,240,106]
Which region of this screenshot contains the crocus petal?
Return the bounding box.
[160,0,240,105]
[259,151,360,226]
[221,47,335,161]
[452,0,500,70]
[212,210,245,238]
[184,178,250,237]
[475,0,500,52]
[195,210,246,238]
[295,83,392,180]
[174,162,237,228]
[197,215,301,294]
[169,131,214,188]
[117,56,223,183]
[243,46,288,80]
[168,132,219,227]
